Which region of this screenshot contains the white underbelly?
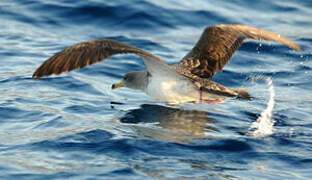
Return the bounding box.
[145,76,200,104]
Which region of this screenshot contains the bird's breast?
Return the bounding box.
[145,75,200,104]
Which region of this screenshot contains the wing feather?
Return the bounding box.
[174,24,301,79]
[32,39,165,79]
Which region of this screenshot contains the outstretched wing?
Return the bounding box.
[174,24,301,79]
[32,39,167,79]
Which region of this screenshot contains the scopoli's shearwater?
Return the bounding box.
[33,24,301,104]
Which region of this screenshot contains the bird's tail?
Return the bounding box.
[232,88,251,100]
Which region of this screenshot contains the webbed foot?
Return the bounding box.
[202,99,223,104]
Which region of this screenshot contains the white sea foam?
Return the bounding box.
[249,77,275,137]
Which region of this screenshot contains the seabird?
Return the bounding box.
[33,24,301,104]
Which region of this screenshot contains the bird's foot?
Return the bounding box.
[187,99,223,104]
[201,99,223,104]
[166,102,180,107]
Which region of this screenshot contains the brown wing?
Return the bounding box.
[32,39,165,79]
[174,24,301,79]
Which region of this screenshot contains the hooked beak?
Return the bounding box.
[112,81,124,90]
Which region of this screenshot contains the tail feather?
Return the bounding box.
[233,89,251,100]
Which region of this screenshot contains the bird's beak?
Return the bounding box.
[112,81,124,90]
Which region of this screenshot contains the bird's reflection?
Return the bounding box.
[118,104,219,144]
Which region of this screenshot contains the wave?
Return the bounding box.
[249,77,275,137]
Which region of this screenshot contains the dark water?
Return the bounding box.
[1,0,311,179]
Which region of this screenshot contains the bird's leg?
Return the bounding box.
[198,87,223,104]
[185,88,203,104]
[202,99,223,104]
[187,88,204,104]
[166,103,181,108]
[200,87,203,103]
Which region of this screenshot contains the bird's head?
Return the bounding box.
[112,71,149,91]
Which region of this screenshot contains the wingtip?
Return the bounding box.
[233,89,252,100]
[293,44,302,51]
[32,75,39,80]
[286,39,302,51]
[32,72,41,80]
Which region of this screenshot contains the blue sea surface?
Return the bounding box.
[0,0,311,179]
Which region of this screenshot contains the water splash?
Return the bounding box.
[249,77,275,137]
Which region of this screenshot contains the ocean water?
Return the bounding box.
[0,0,311,179]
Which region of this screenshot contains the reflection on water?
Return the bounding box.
[118,104,218,144]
